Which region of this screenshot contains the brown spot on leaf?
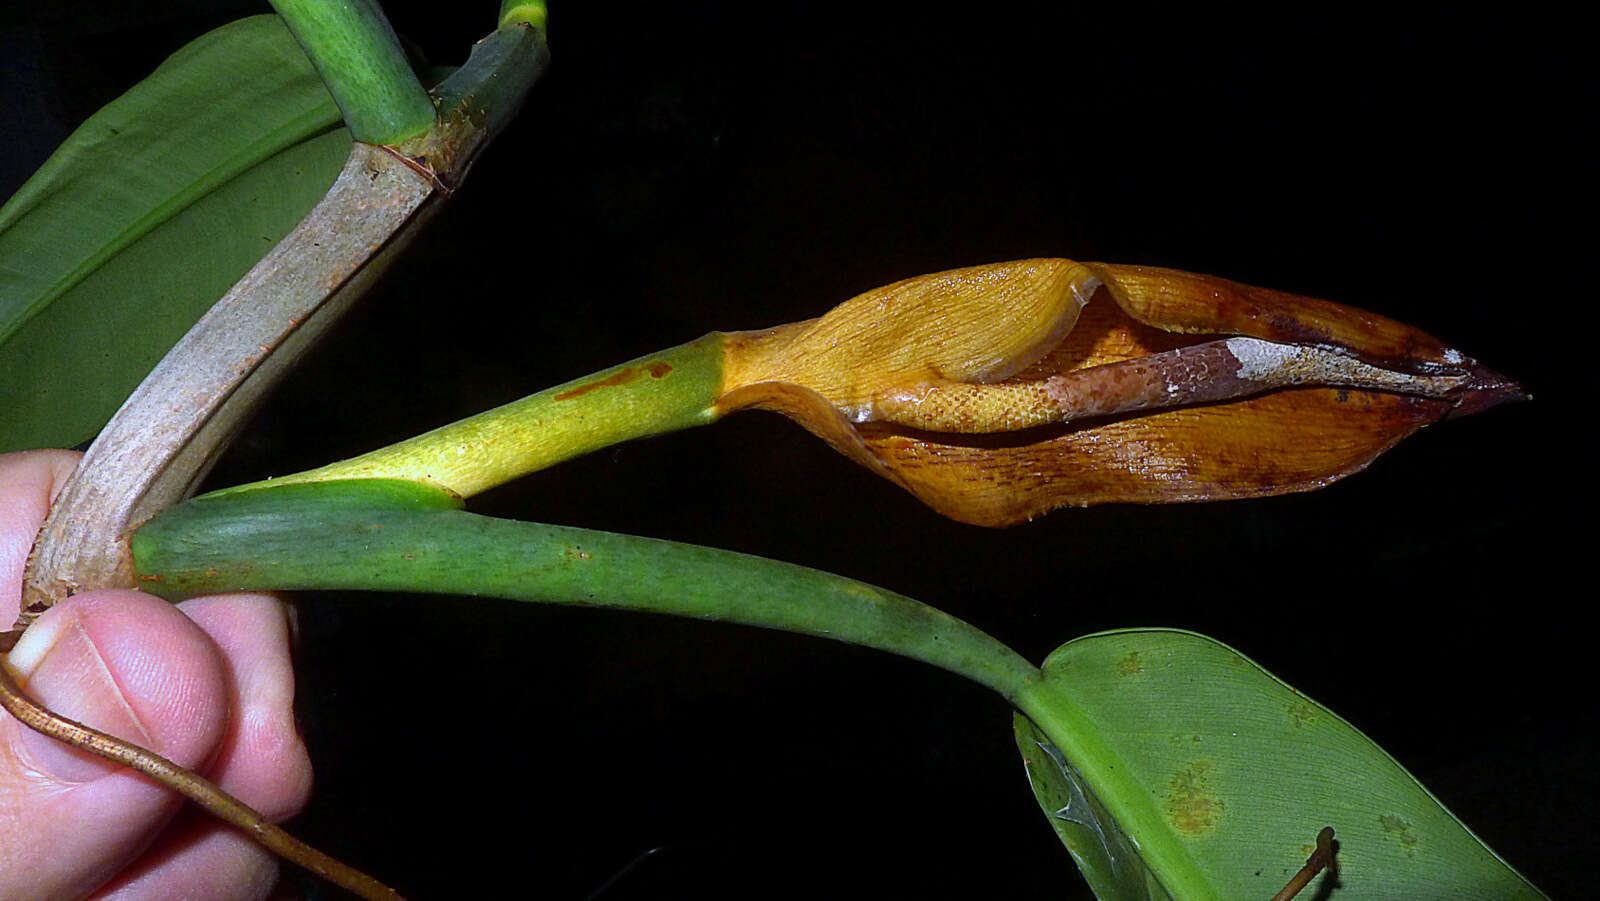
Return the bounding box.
[1289,700,1318,728]
[1118,650,1145,675]
[1379,814,1419,859]
[1166,761,1224,836]
[646,362,673,378]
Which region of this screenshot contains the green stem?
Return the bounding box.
[132,478,1038,699]
[211,335,724,500]
[394,19,552,184]
[269,0,436,145]
[130,478,1214,896]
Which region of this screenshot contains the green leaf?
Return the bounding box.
[1018,629,1545,900]
[0,15,349,452]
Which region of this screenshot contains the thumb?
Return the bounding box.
[1,589,230,899]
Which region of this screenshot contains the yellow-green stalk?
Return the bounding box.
[211,335,725,500]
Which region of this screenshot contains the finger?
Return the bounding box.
[0,449,82,624]
[92,807,280,901]
[89,594,314,900]
[178,592,311,821]
[4,448,312,898]
[0,590,230,900]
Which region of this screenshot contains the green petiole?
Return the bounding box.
[131,477,1213,897]
[268,0,437,145]
[134,478,1037,697]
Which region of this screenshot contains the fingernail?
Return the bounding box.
[6,616,154,783]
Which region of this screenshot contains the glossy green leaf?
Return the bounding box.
[0,15,349,452]
[1018,630,1545,900]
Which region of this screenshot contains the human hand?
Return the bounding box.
[1,449,311,900]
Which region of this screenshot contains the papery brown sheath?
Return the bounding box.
[715,259,1522,527]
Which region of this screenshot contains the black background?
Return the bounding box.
[3,3,1593,899]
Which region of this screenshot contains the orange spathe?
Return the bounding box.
[716,259,1519,526]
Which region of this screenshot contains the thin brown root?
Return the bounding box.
[0,659,405,900]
